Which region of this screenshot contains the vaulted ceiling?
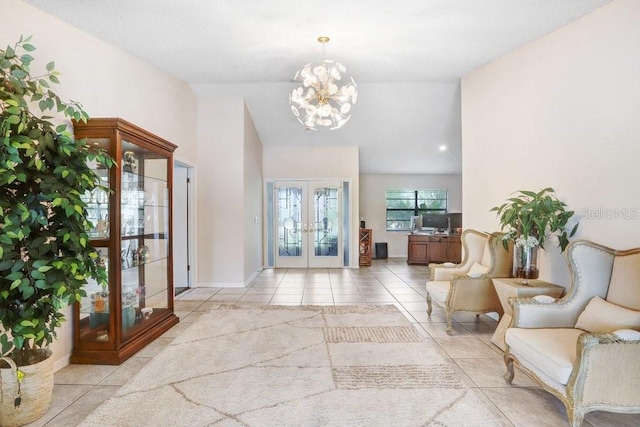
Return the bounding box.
[26,0,611,174]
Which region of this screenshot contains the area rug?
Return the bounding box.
[81,305,504,426]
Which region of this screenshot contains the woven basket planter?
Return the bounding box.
[0,349,54,427]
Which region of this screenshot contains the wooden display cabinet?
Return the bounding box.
[70,118,179,365]
[407,234,461,265]
[359,229,372,266]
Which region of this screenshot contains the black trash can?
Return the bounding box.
[375,242,388,259]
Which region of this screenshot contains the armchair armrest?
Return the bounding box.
[447,274,502,313]
[429,264,468,281]
[510,297,578,328]
[568,332,640,407]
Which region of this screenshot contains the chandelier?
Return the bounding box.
[289,37,358,130]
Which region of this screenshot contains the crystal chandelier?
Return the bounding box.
[289,37,358,130]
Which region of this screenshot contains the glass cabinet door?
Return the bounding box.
[82,138,111,239]
[77,247,111,343]
[78,137,112,343]
[120,140,170,340]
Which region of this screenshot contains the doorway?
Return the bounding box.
[173,162,194,295]
[274,180,342,268]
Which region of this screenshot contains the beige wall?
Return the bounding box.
[1,0,198,163]
[461,0,640,286]
[196,97,245,286]
[359,174,462,258]
[195,97,264,286]
[244,104,264,281]
[1,0,198,370]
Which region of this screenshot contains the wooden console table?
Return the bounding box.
[491,278,565,351]
[407,234,461,265]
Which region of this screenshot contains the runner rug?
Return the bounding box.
[81,304,503,426]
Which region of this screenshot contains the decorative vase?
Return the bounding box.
[123,305,136,331]
[514,244,539,283]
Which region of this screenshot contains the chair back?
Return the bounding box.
[458,229,489,270]
[562,240,617,323]
[606,247,640,310]
[485,233,513,278]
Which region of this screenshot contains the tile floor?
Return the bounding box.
[29,258,640,426]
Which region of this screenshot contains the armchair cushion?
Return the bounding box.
[506,328,584,385]
[575,296,640,333]
[468,262,489,276]
[425,280,450,304]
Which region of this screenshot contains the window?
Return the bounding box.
[385,189,447,230]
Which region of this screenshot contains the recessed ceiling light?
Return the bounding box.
[438,145,447,152]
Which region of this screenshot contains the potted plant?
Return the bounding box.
[490,187,579,282]
[0,36,113,425]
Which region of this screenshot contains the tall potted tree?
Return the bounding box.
[0,36,113,425]
[491,187,579,282]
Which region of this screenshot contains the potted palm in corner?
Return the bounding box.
[491,187,579,283]
[0,36,113,426]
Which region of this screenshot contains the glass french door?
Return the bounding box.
[275,180,342,268]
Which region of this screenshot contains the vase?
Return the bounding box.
[123,305,136,331]
[514,244,539,284]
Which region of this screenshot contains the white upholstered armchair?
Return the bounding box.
[504,240,640,426]
[426,229,513,332]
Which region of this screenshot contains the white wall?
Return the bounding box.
[263,146,360,266]
[1,0,198,370]
[244,104,264,281]
[461,0,640,287]
[359,174,462,257]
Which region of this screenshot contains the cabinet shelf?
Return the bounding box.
[120,256,167,271]
[120,232,168,240]
[71,117,178,365]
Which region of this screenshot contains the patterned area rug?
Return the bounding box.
[81,305,504,426]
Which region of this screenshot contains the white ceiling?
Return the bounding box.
[26,0,611,174]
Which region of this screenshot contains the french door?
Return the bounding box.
[274,180,342,268]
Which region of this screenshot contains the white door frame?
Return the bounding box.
[173,160,196,291]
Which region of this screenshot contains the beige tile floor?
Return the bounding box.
[29,258,640,426]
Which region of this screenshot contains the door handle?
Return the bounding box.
[309,228,314,233]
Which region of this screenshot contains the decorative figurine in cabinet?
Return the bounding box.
[71,118,179,364]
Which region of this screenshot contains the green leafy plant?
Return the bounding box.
[0,36,114,362]
[490,187,579,252]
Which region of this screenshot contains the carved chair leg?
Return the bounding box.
[446,313,453,333]
[503,352,515,384]
[426,294,432,316]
